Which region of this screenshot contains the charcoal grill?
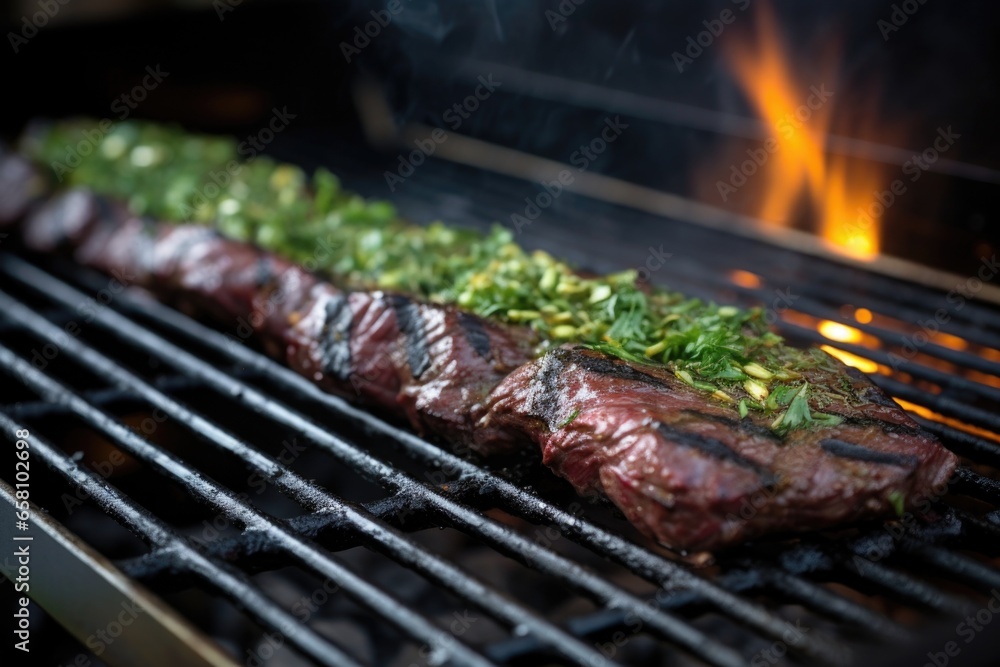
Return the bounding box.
[2,136,1000,666]
[4,1,1000,663]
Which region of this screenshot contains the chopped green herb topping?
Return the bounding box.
[558,408,582,429]
[888,490,906,517]
[25,120,854,433]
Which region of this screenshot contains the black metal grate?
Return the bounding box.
[2,174,1000,666]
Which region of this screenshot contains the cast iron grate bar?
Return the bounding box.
[484,557,919,665]
[116,491,448,584]
[899,539,1000,592]
[789,279,1000,342]
[0,410,364,667]
[913,418,1000,468]
[4,374,214,419]
[121,488,909,647]
[955,507,1000,543]
[756,566,909,639]
[778,323,1000,407]
[0,254,858,662]
[727,283,1000,379]
[951,467,1000,505]
[840,549,973,616]
[872,376,1000,433]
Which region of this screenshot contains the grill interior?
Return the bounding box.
[2,147,1000,667]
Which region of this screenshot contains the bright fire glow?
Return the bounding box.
[895,399,1000,445]
[818,320,863,344]
[820,345,879,374]
[729,269,763,289]
[725,5,882,259]
[819,154,883,259]
[934,331,969,351]
[854,307,873,324]
[968,370,1000,390]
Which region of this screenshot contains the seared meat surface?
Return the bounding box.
[19,186,538,449]
[0,154,959,551]
[480,347,956,550]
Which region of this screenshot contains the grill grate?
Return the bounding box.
[2,193,1000,666]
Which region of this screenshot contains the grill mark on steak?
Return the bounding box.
[0,151,46,225]
[93,196,118,230]
[844,366,867,382]
[320,294,354,381]
[525,351,566,429]
[654,422,775,483]
[862,388,899,409]
[845,365,900,409]
[163,227,220,262]
[255,256,276,288]
[458,311,491,359]
[821,438,919,468]
[686,410,783,442]
[557,347,673,391]
[388,294,431,378]
[522,352,566,431]
[24,188,104,252]
[839,415,927,438]
[137,217,161,274]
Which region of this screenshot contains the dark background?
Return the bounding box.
[1,0,998,273]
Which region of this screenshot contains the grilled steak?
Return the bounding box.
[480,347,957,550]
[18,185,538,450]
[0,151,959,551]
[0,148,47,227]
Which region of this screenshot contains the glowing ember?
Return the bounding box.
[934,331,969,351]
[729,269,763,289]
[854,307,873,324]
[820,345,880,374]
[967,370,1000,390]
[724,4,883,259]
[895,399,1000,445]
[818,320,863,344]
[982,348,1000,363]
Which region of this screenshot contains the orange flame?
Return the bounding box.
[854,308,873,324]
[724,4,882,259]
[817,320,863,344]
[729,269,762,289]
[820,346,880,374]
[820,154,882,259]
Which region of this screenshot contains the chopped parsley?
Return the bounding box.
[558,408,582,429]
[888,491,906,517]
[24,119,854,433]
